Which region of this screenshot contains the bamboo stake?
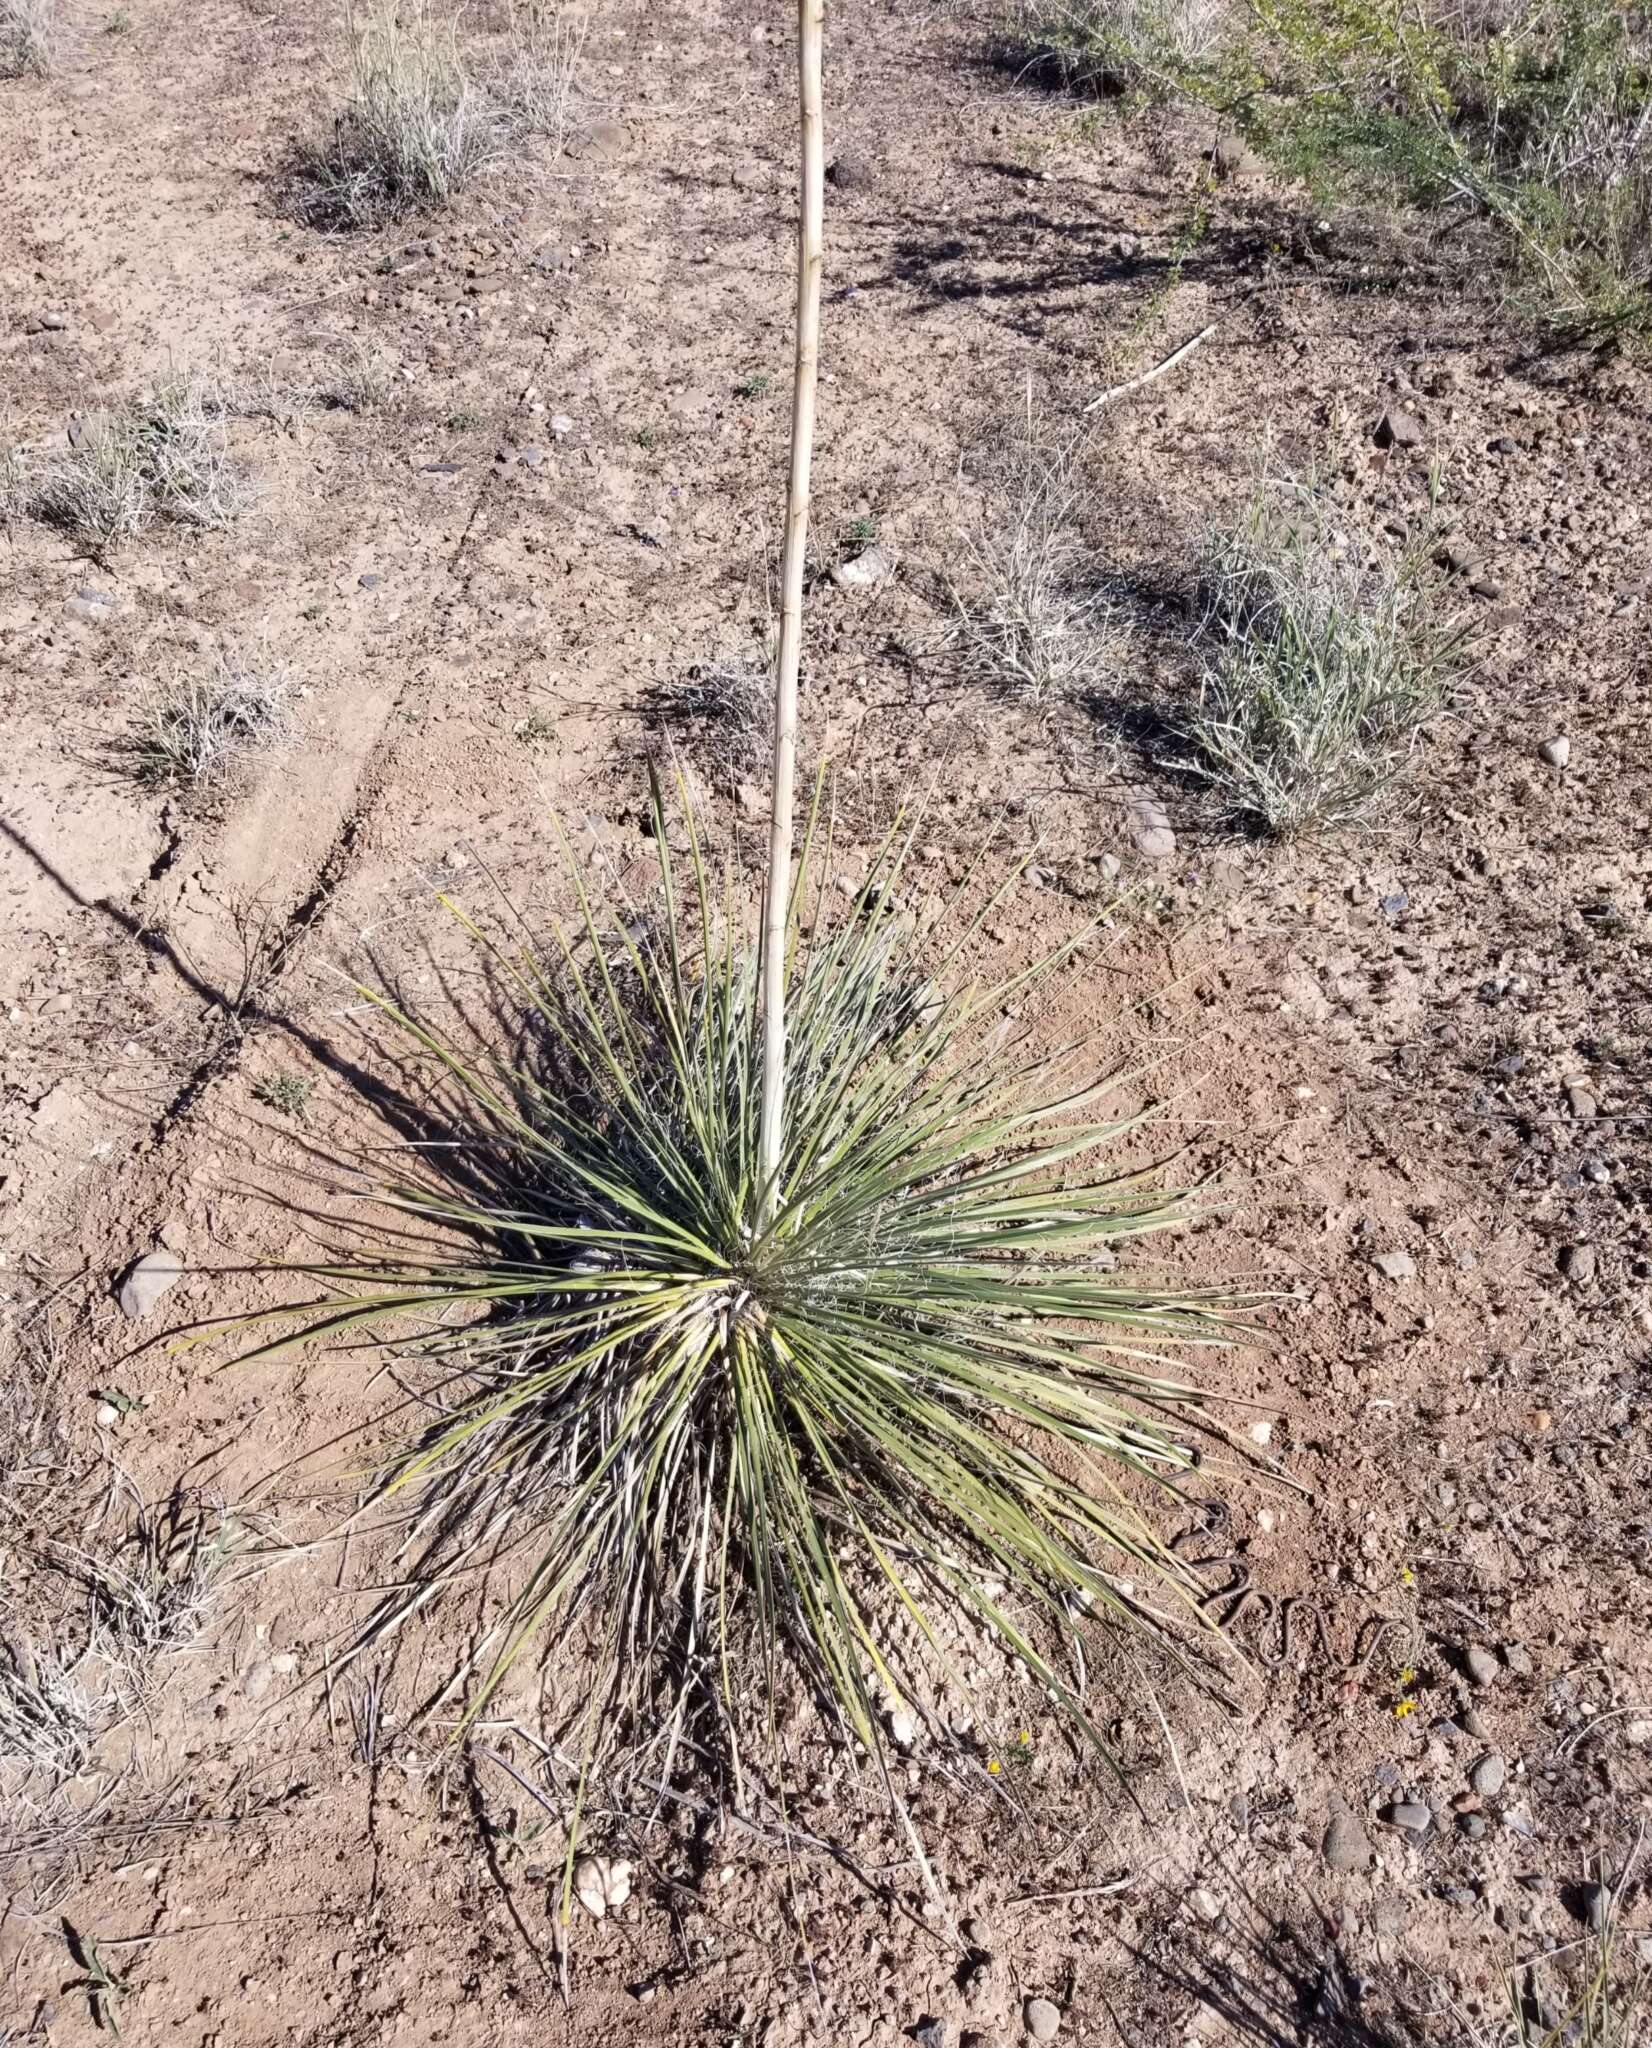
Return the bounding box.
[757,0,825,1227]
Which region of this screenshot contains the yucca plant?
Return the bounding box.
[231,791,1228,1781]
[225,0,1233,1835]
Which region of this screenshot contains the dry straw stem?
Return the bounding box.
[757,0,825,1227]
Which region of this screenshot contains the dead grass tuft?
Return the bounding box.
[34,375,245,544]
[294,1,507,228]
[644,653,773,774]
[491,0,585,150]
[293,0,586,227]
[950,406,1116,699]
[997,0,1225,94]
[121,653,291,792]
[0,0,54,77]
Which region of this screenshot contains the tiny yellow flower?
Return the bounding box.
[1019,1730,1032,1746]
[987,1758,1002,1774]
[1400,1564,1415,1587]
[1399,1666,1416,1688]
[1393,1698,1417,1719]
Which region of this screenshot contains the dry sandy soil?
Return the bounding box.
[3,0,1650,2043]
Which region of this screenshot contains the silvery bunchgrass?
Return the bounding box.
[1185,467,1459,836]
[950,411,1117,701]
[0,0,55,78]
[297,1,506,228]
[125,653,289,790]
[220,785,1234,1793]
[35,375,244,544]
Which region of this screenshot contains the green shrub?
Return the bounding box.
[1000,0,1652,337]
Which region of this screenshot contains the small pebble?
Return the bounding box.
[1382,1801,1433,1834]
[1538,735,1571,768]
[1560,1243,1597,1285]
[1503,1643,1533,1678]
[1024,1997,1061,2043]
[1470,1755,1506,1798]
[1372,1250,1415,1280]
[1458,1813,1487,1840]
[1463,1645,1501,1688]
[887,1707,919,1750]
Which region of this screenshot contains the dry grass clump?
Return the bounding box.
[122,653,290,792]
[1184,469,1457,836]
[643,653,773,774]
[61,1508,245,1697]
[490,0,585,148]
[296,2,505,228]
[998,0,1225,94]
[34,375,245,544]
[0,1643,102,1782]
[294,0,586,228]
[0,0,55,77]
[951,410,1116,699]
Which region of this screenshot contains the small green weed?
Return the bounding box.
[445,406,483,430]
[513,709,555,742]
[845,513,878,547]
[253,1071,315,1119]
[62,1924,133,2038]
[734,370,771,399]
[634,423,658,450]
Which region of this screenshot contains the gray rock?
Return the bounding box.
[1382,1801,1433,1834]
[1372,1249,1416,1280]
[1458,1813,1487,1840]
[1212,134,1264,178]
[1129,797,1176,861]
[1565,1083,1598,1118]
[1024,1998,1061,2044]
[1470,1754,1506,1798]
[1463,1644,1501,1688]
[517,445,545,468]
[830,544,895,590]
[1461,1705,1489,1739]
[1376,409,1423,449]
[1538,734,1571,768]
[1503,1642,1533,1678]
[117,1249,185,1321]
[358,572,383,590]
[1580,1882,1611,1935]
[1322,1808,1373,1873]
